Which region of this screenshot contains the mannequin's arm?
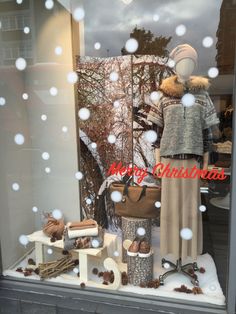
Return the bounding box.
[202,152,209,170]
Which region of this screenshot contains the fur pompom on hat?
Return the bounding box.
[169,44,198,67]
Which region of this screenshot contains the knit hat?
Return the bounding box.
[169,44,198,67]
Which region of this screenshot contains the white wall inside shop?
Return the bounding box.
[0,2,81,269]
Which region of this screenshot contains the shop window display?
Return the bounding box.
[0,0,235,311]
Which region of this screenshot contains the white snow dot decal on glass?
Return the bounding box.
[22,93,28,100]
[75,171,83,180]
[45,0,54,10]
[108,134,116,143]
[52,209,62,220]
[137,227,146,236]
[92,239,99,248]
[150,91,161,102]
[109,71,119,82]
[49,87,58,96]
[67,71,78,84]
[113,100,120,108]
[86,198,92,205]
[175,24,186,36]
[19,235,29,246]
[163,262,170,269]
[209,284,216,291]
[144,130,158,143]
[167,58,175,68]
[42,152,50,160]
[73,267,79,274]
[32,206,38,213]
[153,14,159,22]
[113,251,119,257]
[199,205,206,212]
[73,7,85,22]
[62,126,68,133]
[111,190,122,202]
[125,38,138,53]
[155,201,161,208]
[23,26,30,34]
[45,167,51,174]
[94,42,101,50]
[208,67,219,78]
[0,97,6,106]
[16,0,23,4]
[78,107,90,120]
[14,133,25,145]
[47,248,53,255]
[91,142,97,149]
[202,36,213,48]
[12,182,20,191]
[180,228,193,240]
[55,46,62,55]
[41,114,47,121]
[15,57,27,71]
[181,93,195,107]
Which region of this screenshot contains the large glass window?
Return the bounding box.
[0,0,235,312]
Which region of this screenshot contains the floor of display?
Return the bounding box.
[3,226,225,306]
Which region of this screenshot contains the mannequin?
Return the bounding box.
[147,44,219,285]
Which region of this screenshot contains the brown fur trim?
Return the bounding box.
[160,75,210,98]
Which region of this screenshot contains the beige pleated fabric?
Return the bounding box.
[160,157,203,263]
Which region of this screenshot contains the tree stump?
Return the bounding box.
[127,253,153,286]
[121,216,151,263]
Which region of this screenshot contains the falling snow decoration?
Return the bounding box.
[125,38,139,53]
[78,107,90,120]
[19,235,29,246]
[16,0,23,4]
[202,36,213,48]
[108,134,116,143]
[62,126,68,133]
[73,267,79,274]
[150,91,161,103]
[163,262,170,269]
[45,167,51,173]
[91,142,97,149]
[91,239,100,248]
[113,100,120,108]
[12,182,20,191]
[180,228,193,240]
[32,206,38,213]
[109,71,119,82]
[86,198,92,205]
[73,7,85,22]
[144,130,158,143]
[23,26,30,34]
[15,57,27,71]
[167,58,175,68]
[208,67,219,78]
[94,42,101,50]
[181,93,195,107]
[55,46,62,55]
[155,201,161,208]
[22,93,29,100]
[49,87,58,96]
[175,24,186,36]
[113,251,119,257]
[67,71,78,84]
[110,190,122,202]
[137,227,146,236]
[0,97,6,106]
[199,205,206,212]
[75,171,83,180]
[42,152,50,160]
[153,14,160,22]
[47,248,53,255]
[52,209,62,220]
[45,0,54,10]
[41,114,47,121]
[14,133,25,145]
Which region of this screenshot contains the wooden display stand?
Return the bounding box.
[121,216,151,263]
[27,230,121,290]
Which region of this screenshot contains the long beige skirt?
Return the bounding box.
[160,157,203,262]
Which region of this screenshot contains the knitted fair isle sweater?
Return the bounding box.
[147,75,220,158]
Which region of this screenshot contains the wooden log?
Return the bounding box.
[121,216,152,263]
